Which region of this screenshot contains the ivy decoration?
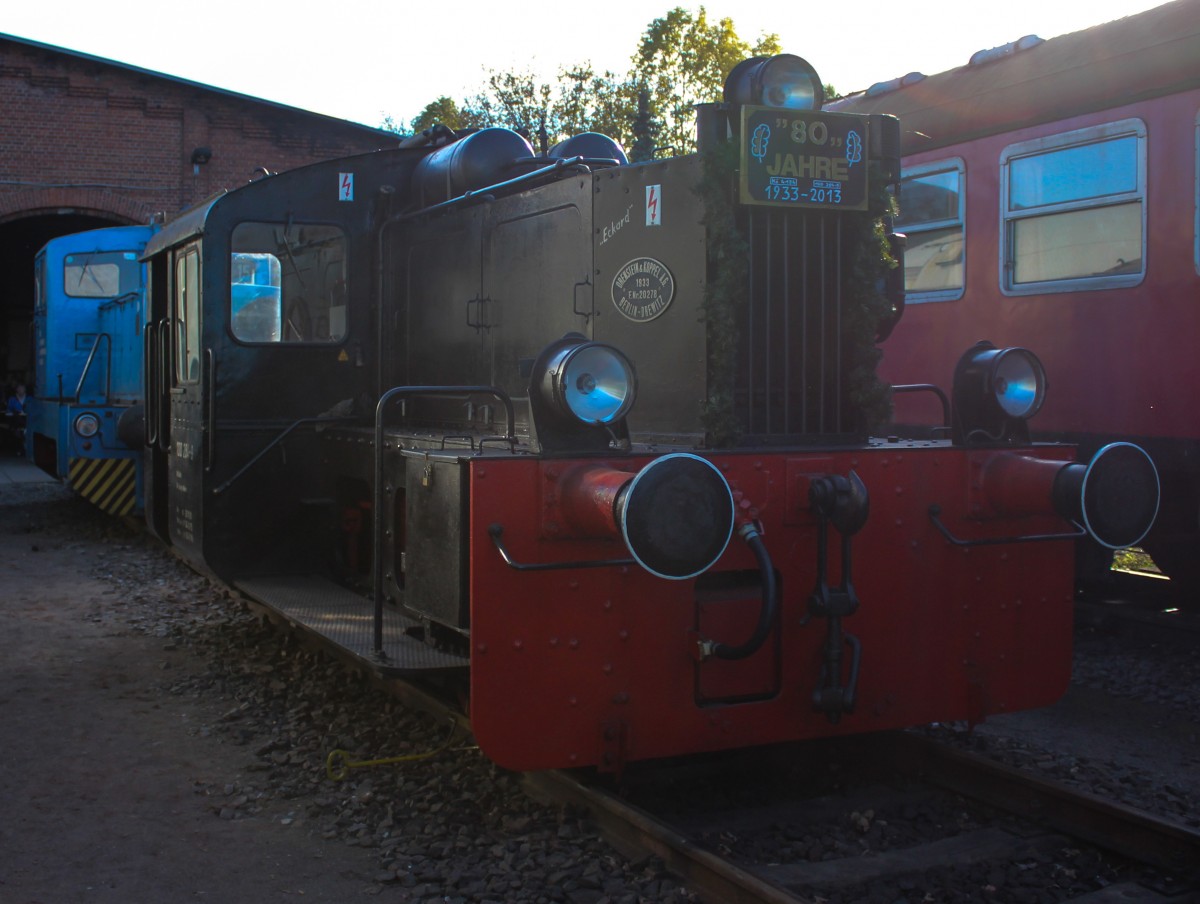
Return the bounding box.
[694,144,898,445]
[838,164,898,433]
[696,140,746,448]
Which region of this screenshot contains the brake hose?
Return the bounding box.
[710,523,778,660]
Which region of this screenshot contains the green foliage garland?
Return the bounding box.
[696,141,747,447]
[840,167,898,432]
[695,145,898,447]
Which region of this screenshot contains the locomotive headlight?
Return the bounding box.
[986,347,1046,419]
[724,54,824,111]
[74,412,101,438]
[951,342,1047,445]
[541,340,637,425]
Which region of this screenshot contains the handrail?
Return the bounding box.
[144,326,157,446]
[204,349,215,472]
[210,415,359,496]
[891,383,951,430]
[488,523,635,572]
[74,332,112,404]
[928,504,1086,546]
[156,323,171,453]
[98,290,140,312]
[371,385,516,657]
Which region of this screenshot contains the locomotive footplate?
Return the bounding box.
[236,575,468,675]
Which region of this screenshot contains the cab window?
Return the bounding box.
[231,222,347,344]
[175,247,200,383]
[63,251,141,298]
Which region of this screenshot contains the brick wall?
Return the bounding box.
[0,36,396,225]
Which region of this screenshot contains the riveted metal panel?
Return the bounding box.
[592,158,708,445]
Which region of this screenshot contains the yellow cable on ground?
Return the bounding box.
[325,717,460,781]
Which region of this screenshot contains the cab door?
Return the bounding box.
[144,242,206,553]
[166,244,205,558]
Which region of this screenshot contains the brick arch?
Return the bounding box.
[0,186,154,226]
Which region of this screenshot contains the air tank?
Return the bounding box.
[548,132,628,165]
[412,127,534,206]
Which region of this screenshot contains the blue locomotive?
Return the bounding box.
[27,224,155,516]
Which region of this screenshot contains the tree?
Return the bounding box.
[394,7,780,155]
[458,70,558,151]
[554,65,636,150]
[406,97,480,135]
[628,90,658,163]
[632,6,781,155]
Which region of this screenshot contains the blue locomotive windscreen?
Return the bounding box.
[63,251,141,298]
[230,222,348,344]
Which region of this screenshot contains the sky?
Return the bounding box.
[2,1,1177,129]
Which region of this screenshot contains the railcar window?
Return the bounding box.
[230,222,347,344]
[895,160,965,302]
[63,251,141,298]
[1001,119,1146,294]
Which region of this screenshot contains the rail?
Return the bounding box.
[890,732,1200,876]
[536,732,1200,902]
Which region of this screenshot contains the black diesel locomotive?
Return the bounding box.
[138,55,1158,771]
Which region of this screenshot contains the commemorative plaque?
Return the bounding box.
[739,106,871,211]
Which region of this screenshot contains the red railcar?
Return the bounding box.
[831,0,1200,593]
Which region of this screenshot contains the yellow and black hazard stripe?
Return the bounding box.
[68,458,138,517]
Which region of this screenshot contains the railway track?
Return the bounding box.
[521,733,1200,904]
[1079,558,1196,622]
[240,580,1200,903]
[1076,592,1200,647]
[201,555,1200,903]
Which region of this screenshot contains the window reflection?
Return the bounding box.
[230,223,347,344]
[1002,120,1145,293]
[896,161,964,301]
[1009,136,1138,209]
